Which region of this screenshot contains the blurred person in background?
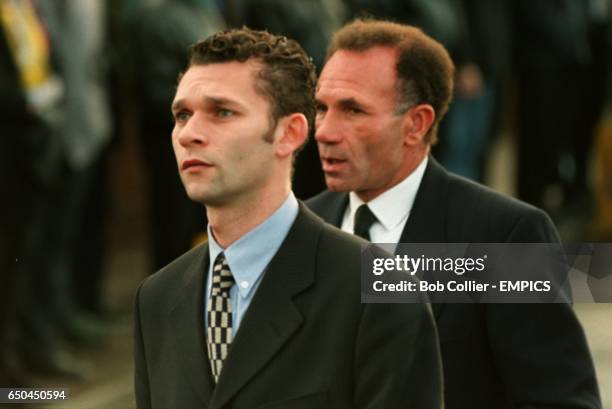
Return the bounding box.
[566,0,611,237]
[592,0,612,240]
[33,0,113,344]
[0,0,63,385]
[1,0,116,383]
[513,0,609,238]
[437,0,512,183]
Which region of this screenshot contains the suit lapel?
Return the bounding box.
[209,204,320,409]
[399,157,448,244]
[169,245,214,406]
[399,157,449,318]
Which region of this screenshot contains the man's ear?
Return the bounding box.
[402,104,435,146]
[275,113,309,158]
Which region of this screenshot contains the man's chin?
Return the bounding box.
[188,190,234,208]
[325,178,352,193]
[185,189,214,206]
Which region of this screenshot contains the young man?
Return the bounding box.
[134,27,442,409]
[307,19,601,409]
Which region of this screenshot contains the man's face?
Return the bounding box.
[171,61,278,207]
[315,47,411,201]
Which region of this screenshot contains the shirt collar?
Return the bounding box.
[207,192,299,298]
[348,156,428,231]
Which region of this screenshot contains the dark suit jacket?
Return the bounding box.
[307,158,601,409]
[134,204,442,409]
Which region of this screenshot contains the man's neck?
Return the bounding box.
[356,149,428,202]
[207,185,290,248]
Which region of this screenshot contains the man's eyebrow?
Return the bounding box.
[171,96,245,113]
[204,96,241,107]
[338,97,363,109]
[171,98,185,113]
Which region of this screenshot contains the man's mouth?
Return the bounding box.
[181,158,212,171]
[321,157,347,172]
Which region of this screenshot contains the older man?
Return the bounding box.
[308,19,600,409]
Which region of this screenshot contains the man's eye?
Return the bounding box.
[216,108,234,118]
[174,111,190,122]
[348,107,363,115]
[315,104,327,113]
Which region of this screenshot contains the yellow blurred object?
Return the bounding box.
[593,110,612,240]
[0,0,51,90]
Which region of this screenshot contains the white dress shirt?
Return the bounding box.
[341,157,428,252]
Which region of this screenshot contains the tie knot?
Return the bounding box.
[354,204,377,241]
[211,253,235,295]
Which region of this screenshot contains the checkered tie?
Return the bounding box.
[207,252,235,383]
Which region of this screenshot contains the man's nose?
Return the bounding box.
[315,111,343,144]
[176,114,208,147]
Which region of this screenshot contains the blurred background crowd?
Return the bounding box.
[1,0,611,407]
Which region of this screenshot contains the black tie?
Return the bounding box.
[354,204,377,241]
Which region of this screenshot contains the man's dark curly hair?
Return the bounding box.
[188,27,317,133]
[327,19,454,145]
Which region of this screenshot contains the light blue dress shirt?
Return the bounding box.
[205,193,299,333]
